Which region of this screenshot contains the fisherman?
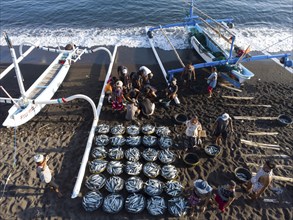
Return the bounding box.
[34,154,62,197]
[131,71,143,90]
[142,84,157,102]
[244,160,276,199]
[112,80,126,111]
[164,77,178,107]
[139,66,154,86]
[181,62,196,88]
[185,179,213,216]
[207,67,218,98]
[184,116,202,149]
[117,65,132,92]
[212,113,233,146]
[139,96,155,119]
[125,98,140,121]
[213,180,236,212]
[125,87,140,103]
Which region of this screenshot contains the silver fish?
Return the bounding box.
[91,146,107,159]
[126,125,140,136]
[111,124,125,135]
[142,135,157,147]
[125,176,144,193]
[103,193,124,214]
[110,135,126,147]
[125,147,140,162]
[236,173,248,181]
[144,179,164,196]
[126,136,141,147]
[159,136,173,149]
[96,124,110,134]
[125,193,146,213]
[161,165,178,180]
[142,148,158,162]
[168,197,188,217]
[143,162,161,178]
[107,161,124,175]
[95,134,110,146]
[108,147,124,160]
[85,174,106,191]
[88,159,108,174]
[158,149,176,164]
[82,191,103,212]
[206,145,220,155]
[165,180,184,197]
[105,176,124,193]
[156,126,171,137]
[147,196,166,216]
[142,124,156,135]
[125,161,143,176]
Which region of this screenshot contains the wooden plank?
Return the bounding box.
[234,116,278,120]
[246,163,292,169]
[248,132,278,136]
[219,72,241,88]
[252,172,293,183]
[242,154,290,159]
[224,104,271,108]
[222,95,254,100]
[219,83,242,92]
[240,139,280,148]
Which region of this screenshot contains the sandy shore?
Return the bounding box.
[0,46,292,219]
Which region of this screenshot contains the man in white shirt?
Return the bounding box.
[185,116,202,149]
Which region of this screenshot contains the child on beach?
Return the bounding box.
[207,67,218,98]
[181,62,196,88]
[213,180,236,212]
[212,113,233,146]
[184,116,202,149]
[112,80,126,111]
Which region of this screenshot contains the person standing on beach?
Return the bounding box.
[212,113,233,146]
[164,77,178,107]
[184,116,202,149]
[181,62,196,88]
[139,66,154,86]
[117,65,132,92]
[213,180,236,212]
[244,160,276,199]
[34,154,62,197]
[112,80,126,111]
[207,67,218,98]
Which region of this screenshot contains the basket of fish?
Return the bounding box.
[161,165,178,180]
[125,136,141,147]
[110,135,125,147]
[107,161,124,175]
[88,159,108,174]
[144,179,164,196]
[111,124,125,135]
[158,149,176,164]
[126,125,140,136]
[108,147,124,160]
[159,136,173,149]
[125,147,140,162]
[125,161,143,176]
[82,191,103,212]
[96,123,110,134]
[142,148,158,162]
[95,134,110,146]
[91,146,107,159]
[142,135,157,147]
[143,162,161,178]
[168,197,188,217]
[85,174,106,191]
[125,176,144,193]
[147,196,166,216]
[103,193,124,214]
[204,145,221,157]
[156,126,171,137]
[105,176,124,193]
[165,180,184,197]
[125,193,146,213]
[234,167,252,183]
[142,124,156,135]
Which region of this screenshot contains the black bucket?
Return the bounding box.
[277,114,292,126]
[183,153,199,166]
[234,167,252,183]
[174,114,188,124]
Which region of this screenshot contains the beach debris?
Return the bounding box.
[95,134,110,146]
[126,125,140,136]
[103,193,124,213]
[156,126,171,137]
[82,191,103,212]
[147,196,166,216]
[144,179,164,196]
[142,124,156,135]
[107,161,124,175]
[222,95,254,100]
[204,145,221,156]
[126,136,141,147]
[85,174,106,191]
[143,162,161,178]
[91,146,107,159]
[125,176,144,193]
[96,124,110,134]
[111,124,125,135]
[240,139,281,150]
[159,136,173,149]
[88,159,108,174]
[158,149,176,164]
[165,180,184,197]
[142,148,158,162]
[108,147,124,160]
[142,135,157,147]
[110,135,126,147]
[168,197,188,217]
[105,176,124,192]
[125,193,146,213]
[125,147,140,162]
[125,161,143,175]
[161,164,178,180]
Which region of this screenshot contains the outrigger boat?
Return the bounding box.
[146,1,292,88]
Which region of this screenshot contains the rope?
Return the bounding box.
[259,36,292,52]
[159,26,185,68]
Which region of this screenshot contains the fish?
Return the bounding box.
[105,176,124,193]
[125,161,143,176]
[125,147,140,162]
[82,191,103,212]
[161,165,178,180]
[142,135,157,147]
[126,125,140,136]
[110,135,126,147]
[158,149,176,164]
[142,124,156,135]
[88,159,108,174]
[165,180,184,197]
[159,136,173,149]
[144,179,164,196]
[236,173,248,181]
[205,145,220,155]
[85,174,106,191]
[125,193,146,213]
[111,124,125,135]
[143,162,161,178]
[91,146,107,159]
[103,193,124,214]
[168,197,188,217]
[125,176,144,193]
[95,134,110,146]
[147,196,166,216]
[126,136,141,147]
[142,148,158,162]
[156,126,171,137]
[96,124,110,134]
[107,161,124,175]
[108,147,124,160]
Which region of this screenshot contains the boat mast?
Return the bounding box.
[3,32,27,99]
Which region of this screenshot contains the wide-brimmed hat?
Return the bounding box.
[194,179,212,194]
[221,113,230,121]
[34,154,44,163]
[116,80,123,87]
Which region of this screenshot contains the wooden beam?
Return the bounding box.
[252,172,293,183]
[219,83,242,92]
[247,132,278,136]
[240,139,280,148]
[224,104,272,108]
[246,163,292,169]
[242,154,290,159]
[222,96,254,100]
[234,116,278,120]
